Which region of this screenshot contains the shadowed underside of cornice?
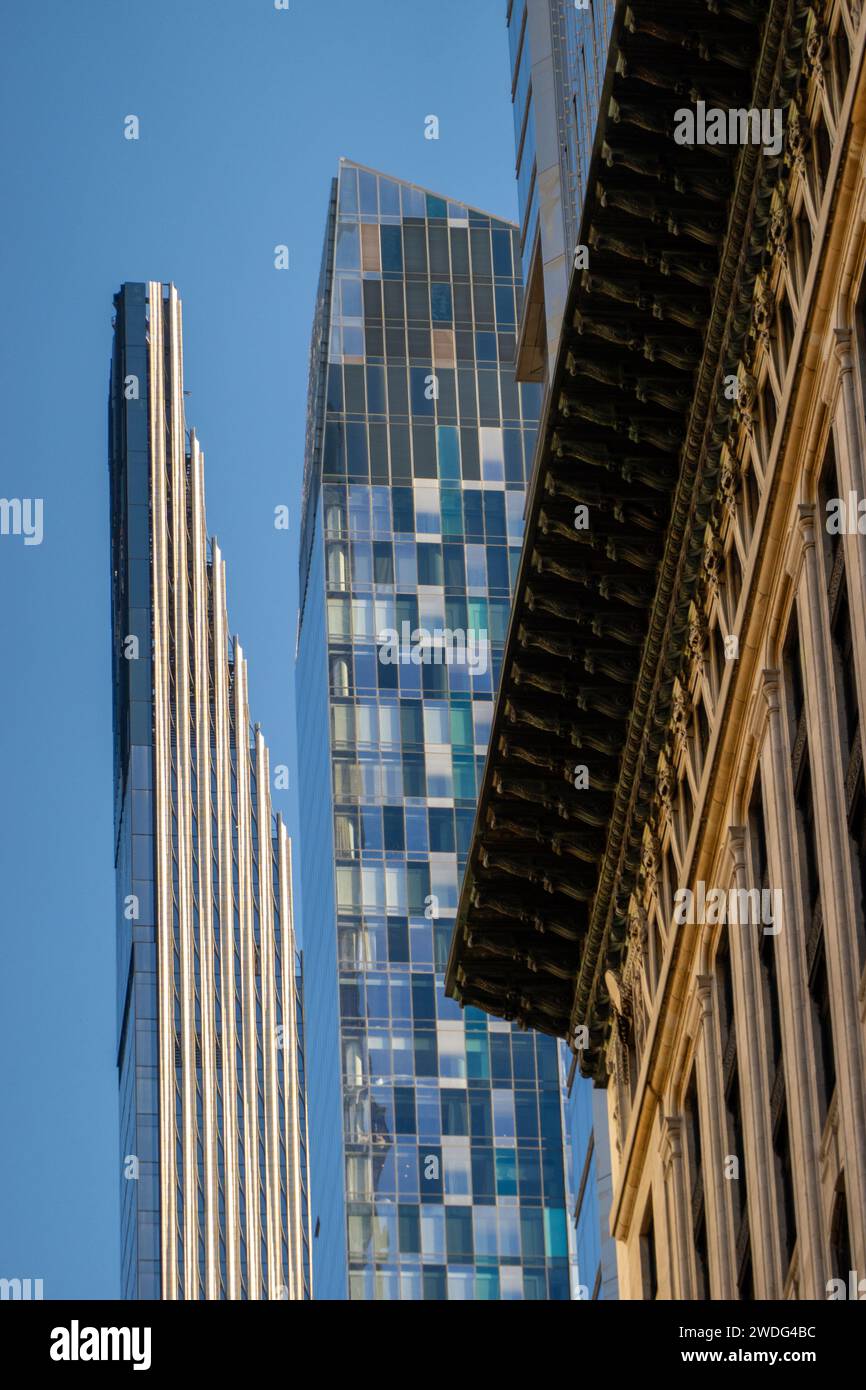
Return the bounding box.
[446,0,812,1080]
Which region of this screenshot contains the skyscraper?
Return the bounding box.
[507,0,615,380]
[507,0,619,1298]
[296,162,571,1300]
[109,282,310,1300]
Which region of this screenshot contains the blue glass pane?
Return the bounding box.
[381,226,403,272]
[431,283,452,323]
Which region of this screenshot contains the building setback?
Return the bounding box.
[109,282,310,1299]
[296,163,572,1300]
[449,0,866,1299]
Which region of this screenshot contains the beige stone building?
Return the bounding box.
[448,0,866,1299]
[610,0,866,1301]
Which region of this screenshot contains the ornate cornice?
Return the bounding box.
[446,0,814,1074]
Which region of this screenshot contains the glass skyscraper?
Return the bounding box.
[109,282,310,1300]
[508,0,616,380]
[508,1,619,1297]
[296,162,571,1300]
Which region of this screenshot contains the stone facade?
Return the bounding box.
[607,0,866,1300]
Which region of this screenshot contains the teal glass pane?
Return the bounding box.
[449,704,473,750]
[524,1270,548,1300]
[489,597,510,643]
[467,598,488,631]
[495,1149,518,1198]
[453,758,476,801]
[436,426,460,481]
[476,1270,500,1300]
[508,547,521,587]
[440,489,463,536]
[426,193,447,220]
[466,1033,489,1081]
[464,1007,489,1026]
[543,1207,569,1258]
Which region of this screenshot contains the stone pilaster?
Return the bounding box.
[660,1115,693,1300]
[792,504,866,1272]
[760,668,828,1297]
[727,826,785,1297]
[695,974,737,1298]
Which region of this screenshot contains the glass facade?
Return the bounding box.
[110,283,310,1300]
[296,163,571,1299]
[508,0,616,376]
[566,1074,618,1299]
[567,0,617,227]
[509,0,615,270]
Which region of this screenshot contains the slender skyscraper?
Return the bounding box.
[296,163,571,1300]
[109,282,310,1300]
[508,0,619,1298]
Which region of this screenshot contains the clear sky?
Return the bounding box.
[0,0,518,1299]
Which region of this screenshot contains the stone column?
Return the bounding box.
[792,504,866,1272]
[660,1114,693,1299]
[694,974,737,1298]
[727,826,784,1297]
[832,329,866,746]
[760,668,828,1297]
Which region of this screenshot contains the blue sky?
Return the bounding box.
[0,0,518,1299]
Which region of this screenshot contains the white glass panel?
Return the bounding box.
[356,705,376,745]
[437,1027,467,1080]
[493,1088,516,1141]
[421,1207,445,1261]
[394,542,417,587]
[426,751,453,798]
[361,866,385,908]
[465,544,487,590]
[414,484,440,534]
[385,865,407,912]
[378,705,400,745]
[498,1211,522,1262]
[474,1206,498,1258]
[327,597,351,638]
[352,598,375,637]
[443,1144,471,1197]
[423,702,450,745]
[506,489,525,541]
[473,701,494,748]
